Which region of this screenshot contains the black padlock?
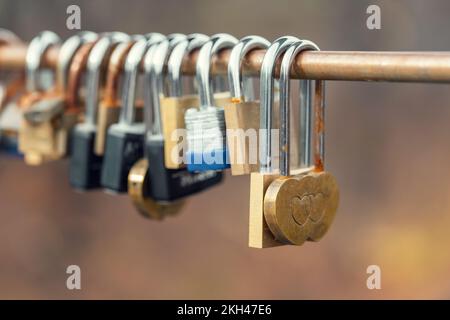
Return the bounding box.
[144,34,224,202]
[69,33,129,190]
[100,38,155,193]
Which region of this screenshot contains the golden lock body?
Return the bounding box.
[128,158,184,219]
[264,170,339,245]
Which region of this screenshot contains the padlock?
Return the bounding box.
[17,31,62,165]
[94,33,164,156]
[101,36,163,193]
[0,29,25,154]
[248,36,302,248]
[224,35,270,175]
[128,158,185,219]
[18,31,98,165]
[144,35,225,202]
[94,42,134,156]
[161,33,209,169]
[23,32,98,125]
[184,33,238,172]
[264,40,339,246]
[0,75,25,155]
[69,33,131,190]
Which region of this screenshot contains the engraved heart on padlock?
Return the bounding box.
[264,171,339,245]
[291,192,326,226]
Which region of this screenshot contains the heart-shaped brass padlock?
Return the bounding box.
[263,170,339,245]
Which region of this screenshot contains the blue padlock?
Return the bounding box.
[185,34,238,172]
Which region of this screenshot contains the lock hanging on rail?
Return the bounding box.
[94,33,164,156]
[160,33,209,169]
[69,33,130,190]
[0,29,26,155]
[224,35,270,176]
[264,40,339,246]
[184,33,238,172]
[100,36,160,193]
[127,33,188,217]
[144,34,224,202]
[248,36,300,248]
[18,31,62,165]
[18,31,99,165]
[249,37,339,248]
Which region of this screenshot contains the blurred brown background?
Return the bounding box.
[1,0,450,299]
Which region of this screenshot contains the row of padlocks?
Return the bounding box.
[0,30,339,249]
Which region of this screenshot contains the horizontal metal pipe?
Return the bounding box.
[1,43,450,83]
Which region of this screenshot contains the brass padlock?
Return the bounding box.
[249,36,302,248]
[160,34,209,169]
[264,40,339,246]
[128,158,184,219]
[18,32,98,165]
[18,31,62,164]
[224,36,270,175]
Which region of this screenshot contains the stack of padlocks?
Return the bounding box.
[0,29,339,249]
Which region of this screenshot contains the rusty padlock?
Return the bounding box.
[263,40,339,246]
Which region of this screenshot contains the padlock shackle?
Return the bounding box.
[0,28,22,46]
[196,33,238,108]
[228,35,270,101]
[259,36,299,173]
[85,33,130,126]
[56,31,97,92]
[279,40,321,177]
[143,34,186,137]
[66,42,96,112]
[103,41,135,105]
[168,33,209,97]
[25,31,60,92]
[119,38,148,126]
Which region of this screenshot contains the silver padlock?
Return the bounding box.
[185,33,238,172]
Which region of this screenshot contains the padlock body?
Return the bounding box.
[224,101,260,175]
[160,95,199,169]
[69,124,103,190]
[0,97,23,156]
[0,131,21,156]
[101,123,145,193]
[95,101,145,156]
[128,158,185,219]
[146,138,223,201]
[185,105,230,172]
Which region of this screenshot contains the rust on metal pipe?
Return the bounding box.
[1,43,450,83]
